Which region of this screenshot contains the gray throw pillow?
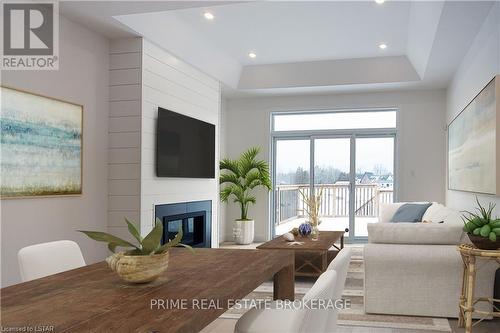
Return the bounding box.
[390,203,432,223]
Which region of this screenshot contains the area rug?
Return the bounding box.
[220,246,451,332]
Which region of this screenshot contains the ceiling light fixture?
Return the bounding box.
[379,43,387,50]
[248,52,257,59]
[204,12,214,20]
[375,0,386,4]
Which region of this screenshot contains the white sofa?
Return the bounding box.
[364,202,498,318]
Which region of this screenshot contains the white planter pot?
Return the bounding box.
[233,219,254,245]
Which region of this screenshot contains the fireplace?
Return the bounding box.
[155,201,211,248]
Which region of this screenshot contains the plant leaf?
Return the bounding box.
[141,218,164,254]
[176,243,196,254]
[155,227,183,254]
[220,185,235,203]
[220,158,241,177]
[78,230,137,250]
[125,218,142,243]
[220,173,241,186]
[108,242,118,253]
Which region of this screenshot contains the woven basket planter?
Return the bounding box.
[106,251,169,283]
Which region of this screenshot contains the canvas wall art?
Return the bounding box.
[1,87,82,198]
[448,77,498,195]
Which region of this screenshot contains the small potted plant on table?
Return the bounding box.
[79,218,193,283]
[462,197,500,250]
[220,147,271,245]
[298,187,323,241]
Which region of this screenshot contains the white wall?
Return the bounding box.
[1,16,109,287]
[446,3,500,214]
[140,40,221,246]
[223,90,447,241]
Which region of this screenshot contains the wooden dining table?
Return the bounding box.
[1,248,294,333]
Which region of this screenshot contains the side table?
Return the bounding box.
[457,244,500,333]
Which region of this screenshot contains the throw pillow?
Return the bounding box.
[390,203,433,223]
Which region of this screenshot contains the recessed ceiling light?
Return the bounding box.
[375,0,386,4]
[204,12,214,20]
[248,52,257,59]
[379,43,387,50]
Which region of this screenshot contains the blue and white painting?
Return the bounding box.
[448,78,496,194]
[1,87,82,198]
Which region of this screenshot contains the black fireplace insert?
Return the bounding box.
[155,200,211,248]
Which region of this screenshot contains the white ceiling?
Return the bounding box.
[61,1,495,97]
[60,1,241,38]
[172,1,411,65]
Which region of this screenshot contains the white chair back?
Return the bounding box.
[327,248,352,299]
[322,248,353,332]
[300,270,338,333]
[18,240,86,282]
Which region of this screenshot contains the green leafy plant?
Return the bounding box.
[79,218,194,255]
[462,196,500,242]
[220,147,271,220]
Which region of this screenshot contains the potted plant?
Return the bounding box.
[79,218,193,283]
[220,147,271,244]
[462,197,500,250]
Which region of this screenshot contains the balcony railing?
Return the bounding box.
[275,184,393,224]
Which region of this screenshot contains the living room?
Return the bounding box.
[1,1,499,332]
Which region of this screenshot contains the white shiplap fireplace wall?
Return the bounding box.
[108,38,221,246]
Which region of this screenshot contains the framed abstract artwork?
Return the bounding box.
[0,86,83,198]
[448,76,500,195]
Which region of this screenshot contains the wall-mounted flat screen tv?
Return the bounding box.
[156,107,215,178]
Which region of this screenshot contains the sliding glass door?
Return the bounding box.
[354,137,395,237]
[274,139,310,236]
[271,109,397,241]
[313,138,351,237]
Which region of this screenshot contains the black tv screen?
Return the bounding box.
[156,107,215,178]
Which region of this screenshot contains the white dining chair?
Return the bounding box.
[234,270,339,333]
[299,248,352,332]
[18,240,86,282]
[327,248,353,299]
[235,248,353,333]
[324,247,352,330]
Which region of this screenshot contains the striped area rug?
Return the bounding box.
[220,246,451,332]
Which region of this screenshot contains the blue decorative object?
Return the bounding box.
[298,222,312,236]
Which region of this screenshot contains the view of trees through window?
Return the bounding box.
[277,165,393,187]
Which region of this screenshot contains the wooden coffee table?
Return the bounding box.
[257,231,345,277]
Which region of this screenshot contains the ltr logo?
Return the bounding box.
[3,3,53,55]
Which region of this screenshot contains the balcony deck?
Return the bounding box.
[274,183,391,238]
[275,216,378,237]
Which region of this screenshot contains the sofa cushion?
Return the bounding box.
[422,202,444,222]
[422,203,463,225]
[368,222,464,245]
[379,202,430,223]
[379,202,405,223]
[390,203,432,223]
